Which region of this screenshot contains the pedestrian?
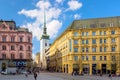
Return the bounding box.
[34,72,37,80]
[25,72,28,77]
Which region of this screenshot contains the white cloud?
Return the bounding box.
[18,0,83,40]
[67,0,82,10]
[56,0,63,3]
[18,0,62,40]
[74,14,81,19]
[36,0,51,9]
[47,20,62,38]
[18,9,39,19]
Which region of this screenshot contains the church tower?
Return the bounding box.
[40,1,49,70]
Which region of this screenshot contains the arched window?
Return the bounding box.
[11,45,15,50]
[28,46,30,51]
[2,45,6,50]
[28,37,30,43]
[19,37,23,42]
[2,36,6,42]
[11,54,15,59]
[2,54,6,59]
[11,37,15,42]
[20,46,23,50]
[19,53,23,59]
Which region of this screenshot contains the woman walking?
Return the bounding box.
[34,72,37,80]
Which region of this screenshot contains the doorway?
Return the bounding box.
[102,64,106,74]
[92,64,97,74]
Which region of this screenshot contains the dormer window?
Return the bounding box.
[3,25,6,30]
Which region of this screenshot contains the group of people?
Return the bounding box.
[72,71,79,76]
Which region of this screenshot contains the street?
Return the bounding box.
[0,72,120,80]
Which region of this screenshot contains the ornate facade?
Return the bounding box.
[49,16,120,75]
[0,20,32,72]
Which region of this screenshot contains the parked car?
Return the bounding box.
[21,71,28,74]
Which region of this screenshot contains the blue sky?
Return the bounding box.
[0,0,120,56]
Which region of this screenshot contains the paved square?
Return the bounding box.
[0,72,120,80]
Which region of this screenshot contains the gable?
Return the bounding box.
[0,22,10,31]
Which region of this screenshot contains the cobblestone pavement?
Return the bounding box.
[0,72,120,80]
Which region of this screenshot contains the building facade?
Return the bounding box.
[0,20,32,72]
[35,52,40,67]
[49,16,120,75]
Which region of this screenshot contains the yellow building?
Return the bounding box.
[35,52,40,67]
[49,16,120,75]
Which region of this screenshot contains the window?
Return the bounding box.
[86,56,89,60]
[82,40,84,44]
[74,40,78,44]
[74,32,78,36]
[100,31,102,35]
[11,46,15,50]
[28,53,31,58]
[2,37,6,42]
[92,56,96,61]
[100,47,102,52]
[111,38,115,43]
[74,56,78,61]
[2,45,6,50]
[92,39,96,44]
[111,46,115,52]
[86,47,89,52]
[28,46,30,51]
[45,43,47,46]
[82,48,84,52]
[100,39,102,44]
[86,40,89,44]
[92,31,96,36]
[11,54,15,59]
[86,32,88,36]
[28,37,30,42]
[82,56,84,60]
[92,47,96,52]
[104,31,106,35]
[11,37,15,42]
[82,24,86,28]
[111,30,115,35]
[110,23,114,27]
[104,39,106,43]
[69,39,72,52]
[100,56,102,60]
[112,56,116,61]
[90,24,96,28]
[104,47,106,52]
[82,32,84,36]
[19,37,23,42]
[20,53,23,59]
[100,23,106,27]
[104,56,106,60]
[20,46,23,50]
[2,54,6,59]
[74,48,78,52]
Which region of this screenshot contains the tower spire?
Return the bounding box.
[43,0,47,34]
